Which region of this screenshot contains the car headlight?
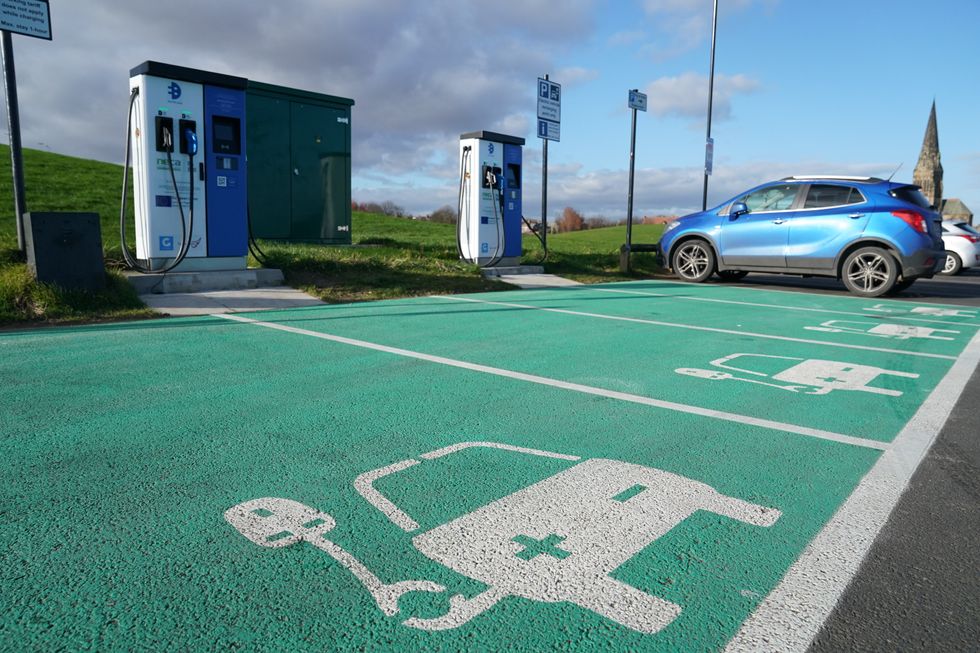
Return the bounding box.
[664,220,681,233]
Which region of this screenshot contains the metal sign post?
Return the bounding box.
[537,75,560,250]
[621,89,647,273]
[1,0,51,252]
[701,0,718,211]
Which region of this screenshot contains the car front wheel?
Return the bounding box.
[940,252,962,275]
[672,239,715,283]
[841,246,898,297]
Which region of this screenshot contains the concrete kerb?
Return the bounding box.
[129,265,581,316]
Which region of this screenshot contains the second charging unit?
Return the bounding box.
[458,131,524,267]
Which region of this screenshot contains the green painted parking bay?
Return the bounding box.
[1,281,977,651]
[444,285,978,360]
[244,296,959,443]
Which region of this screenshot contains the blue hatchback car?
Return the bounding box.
[658,176,945,296]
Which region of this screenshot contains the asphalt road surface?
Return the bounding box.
[737,268,980,307]
[730,270,979,652]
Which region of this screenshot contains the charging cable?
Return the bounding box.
[456,146,471,260]
[485,170,504,268]
[119,87,195,275]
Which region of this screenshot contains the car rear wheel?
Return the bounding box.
[672,239,715,283]
[940,252,962,275]
[716,270,748,281]
[841,246,898,297]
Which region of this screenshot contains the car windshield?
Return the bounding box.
[889,186,932,209]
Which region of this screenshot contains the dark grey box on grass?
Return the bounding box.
[24,212,106,291]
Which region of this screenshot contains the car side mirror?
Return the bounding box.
[730,202,748,217]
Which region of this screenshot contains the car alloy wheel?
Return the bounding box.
[940,252,962,275]
[672,239,715,283]
[841,246,897,297]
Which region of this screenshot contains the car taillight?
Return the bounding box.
[891,210,927,234]
[958,234,980,244]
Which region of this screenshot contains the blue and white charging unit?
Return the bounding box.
[128,61,248,271]
[458,131,524,267]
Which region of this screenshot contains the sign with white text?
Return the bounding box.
[537,77,561,141]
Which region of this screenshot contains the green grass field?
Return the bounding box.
[0,145,666,324]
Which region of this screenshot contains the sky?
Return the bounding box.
[1,0,978,220]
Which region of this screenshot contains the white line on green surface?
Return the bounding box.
[725,327,980,652]
[214,312,885,451]
[434,295,958,361]
[593,287,980,328]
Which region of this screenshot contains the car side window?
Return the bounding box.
[739,184,798,212]
[803,184,864,208]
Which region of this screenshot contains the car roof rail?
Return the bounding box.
[781,175,884,183]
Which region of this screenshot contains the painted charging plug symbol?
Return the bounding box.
[804,320,959,341]
[224,498,445,618]
[677,353,919,396]
[865,303,978,318]
[226,442,782,635]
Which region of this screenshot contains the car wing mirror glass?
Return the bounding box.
[731,201,748,217]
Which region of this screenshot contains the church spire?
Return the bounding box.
[913,101,943,209]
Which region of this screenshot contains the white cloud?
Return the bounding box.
[554,67,600,86]
[354,158,890,219]
[644,73,761,121]
[0,0,596,179]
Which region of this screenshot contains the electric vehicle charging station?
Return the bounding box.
[458,131,524,267]
[126,61,248,272]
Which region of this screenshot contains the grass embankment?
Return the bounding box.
[0,145,155,327]
[0,144,666,325]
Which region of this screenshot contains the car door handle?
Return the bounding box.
[848,213,865,219]
[772,219,786,225]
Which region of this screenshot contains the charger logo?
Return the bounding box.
[159,236,175,251]
[167,82,182,101]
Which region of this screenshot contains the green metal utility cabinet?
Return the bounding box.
[246,81,354,243]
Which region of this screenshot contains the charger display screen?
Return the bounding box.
[211,116,241,155]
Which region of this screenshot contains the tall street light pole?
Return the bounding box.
[701,0,719,211]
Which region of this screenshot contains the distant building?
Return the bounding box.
[913,101,943,210]
[941,198,975,226]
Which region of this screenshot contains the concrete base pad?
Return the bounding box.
[125,268,284,294]
[481,265,545,277]
[494,274,582,288]
[139,286,323,316]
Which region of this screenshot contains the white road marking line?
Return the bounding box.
[591,287,980,328]
[724,327,980,652]
[435,295,957,361]
[663,279,980,312]
[213,312,887,451]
